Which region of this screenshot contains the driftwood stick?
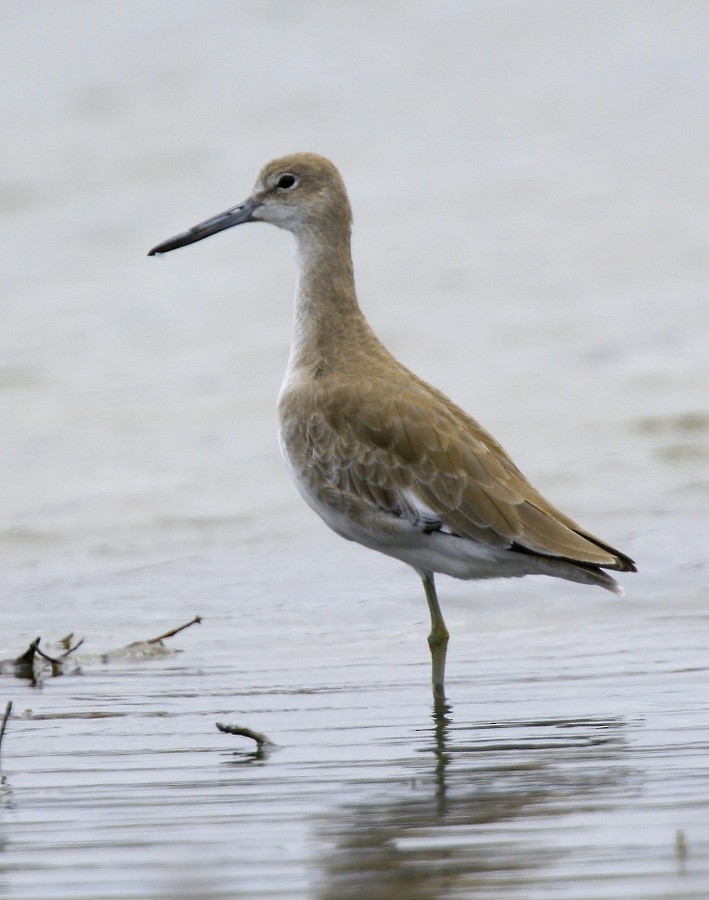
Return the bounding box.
[59,637,85,660]
[216,722,273,749]
[34,638,85,666]
[147,616,203,644]
[0,701,12,759]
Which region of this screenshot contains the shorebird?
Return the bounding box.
[149,153,636,703]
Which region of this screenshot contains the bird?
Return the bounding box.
[149,152,636,704]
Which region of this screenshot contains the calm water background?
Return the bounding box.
[1,2,707,897]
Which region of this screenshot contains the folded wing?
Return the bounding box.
[303,381,635,573]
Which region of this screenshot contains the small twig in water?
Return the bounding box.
[216,722,274,751]
[147,616,203,644]
[0,701,13,760]
[34,638,85,676]
[35,638,85,665]
[59,637,85,660]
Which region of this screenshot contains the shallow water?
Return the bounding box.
[2,565,708,898]
[2,2,708,898]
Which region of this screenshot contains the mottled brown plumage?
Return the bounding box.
[149,152,636,703]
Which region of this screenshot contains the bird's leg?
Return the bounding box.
[421,571,449,704]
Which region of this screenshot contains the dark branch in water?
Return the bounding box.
[216,722,274,751]
[147,616,203,644]
[0,701,12,760]
[13,638,41,669]
[100,616,204,663]
[4,619,202,679]
[35,638,85,665]
[60,637,85,659]
[10,638,42,681]
[34,638,85,676]
[2,636,84,682]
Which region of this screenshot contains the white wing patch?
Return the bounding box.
[398,489,455,535]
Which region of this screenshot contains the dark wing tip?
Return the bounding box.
[614,553,637,573]
[583,539,636,573]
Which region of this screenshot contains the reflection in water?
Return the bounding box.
[315,710,630,898]
[0,776,11,900]
[0,775,13,812]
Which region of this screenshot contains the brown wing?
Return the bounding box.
[300,378,634,572]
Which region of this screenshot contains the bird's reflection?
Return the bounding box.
[431,697,453,818]
[314,707,631,898]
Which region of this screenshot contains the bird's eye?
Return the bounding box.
[276,173,297,189]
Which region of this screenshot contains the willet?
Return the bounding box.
[149,153,636,704]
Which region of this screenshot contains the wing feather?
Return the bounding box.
[291,378,630,570]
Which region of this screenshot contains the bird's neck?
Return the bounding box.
[287,223,372,375]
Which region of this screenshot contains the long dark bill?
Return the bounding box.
[148,198,259,256]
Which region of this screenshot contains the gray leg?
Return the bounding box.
[421,570,449,702]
